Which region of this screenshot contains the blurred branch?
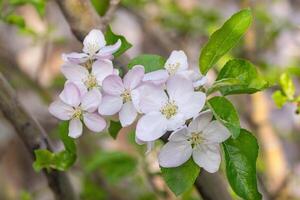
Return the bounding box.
[0,72,77,200]
[102,0,121,27]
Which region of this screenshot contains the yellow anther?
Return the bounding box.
[160,101,178,119]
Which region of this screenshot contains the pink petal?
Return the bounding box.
[123,65,145,90]
[136,112,168,141]
[202,121,230,143]
[98,95,123,115]
[83,29,106,55]
[92,59,114,84]
[167,75,194,102]
[102,75,125,95]
[69,118,83,138]
[96,39,121,57]
[165,50,188,72]
[143,70,169,85]
[168,126,191,142]
[62,52,88,64]
[166,113,185,131]
[188,110,213,133]
[177,92,206,119]
[49,100,74,120]
[81,88,102,112]
[119,102,138,127]
[61,63,88,82]
[59,82,81,107]
[83,113,106,132]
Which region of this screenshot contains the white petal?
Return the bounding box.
[97,39,121,57]
[202,121,230,143]
[102,75,124,95]
[167,75,194,102]
[188,110,213,133]
[136,112,168,141]
[62,52,88,64]
[69,118,83,138]
[168,126,191,142]
[83,29,106,55]
[192,144,221,173]
[158,141,192,168]
[83,113,106,132]
[166,113,185,131]
[59,82,81,107]
[193,76,207,88]
[61,63,88,82]
[143,69,169,85]
[136,84,168,113]
[92,59,114,85]
[98,95,123,115]
[119,102,138,127]
[81,89,102,112]
[177,92,206,119]
[49,100,74,120]
[131,88,141,113]
[165,50,188,72]
[123,65,145,90]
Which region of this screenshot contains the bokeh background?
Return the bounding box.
[0,0,300,199]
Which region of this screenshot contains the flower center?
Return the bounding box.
[189,132,203,147]
[72,107,83,119]
[160,101,178,119]
[166,62,180,75]
[84,74,98,90]
[121,89,131,103]
[86,43,100,56]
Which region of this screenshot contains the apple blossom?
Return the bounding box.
[63,29,121,64]
[135,75,206,142]
[98,65,145,127]
[143,50,207,87]
[61,59,118,94]
[49,82,106,138]
[158,110,230,173]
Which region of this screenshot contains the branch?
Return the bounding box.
[0,72,77,200]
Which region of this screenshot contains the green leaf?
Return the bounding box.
[215,59,268,95]
[85,151,137,183]
[272,91,287,108]
[206,78,241,95]
[108,121,122,139]
[199,9,252,74]
[161,159,200,196]
[128,54,166,72]
[33,121,77,171]
[208,96,240,138]
[223,129,262,200]
[105,26,132,57]
[91,0,109,16]
[4,14,25,28]
[279,73,295,100]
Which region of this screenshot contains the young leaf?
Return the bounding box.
[206,78,241,95]
[208,96,240,138]
[279,73,295,100]
[4,14,25,28]
[199,9,252,74]
[272,91,287,108]
[105,26,132,57]
[108,121,122,139]
[215,59,268,95]
[222,129,262,200]
[161,159,200,196]
[128,54,166,72]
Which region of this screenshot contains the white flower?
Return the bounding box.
[49,82,106,138]
[135,75,206,142]
[142,50,207,87]
[98,65,145,127]
[61,59,118,94]
[158,110,230,173]
[63,29,121,64]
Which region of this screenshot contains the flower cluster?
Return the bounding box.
[49,29,230,172]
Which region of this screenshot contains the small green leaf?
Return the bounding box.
[105,26,132,57]
[199,9,252,74]
[128,54,166,72]
[272,91,287,108]
[4,14,25,28]
[91,0,109,16]
[215,59,268,95]
[279,73,295,100]
[207,78,241,95]
[85,151,137,183]
[208,96,240,138]
[33,121,77,171]
[108,121,122,139]
[223,129,262,200]
[161,159,200,196]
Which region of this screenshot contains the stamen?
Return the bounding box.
[121,89,131,103]
[84,74,98,90]
[166,62,180,75]
[72,107,83,119]
[86,43,100,56]
[160,101,178,119]
[188,132,204,147]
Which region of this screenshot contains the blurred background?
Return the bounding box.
[0,0,300,199]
